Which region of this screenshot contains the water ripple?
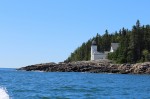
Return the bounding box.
[1,69,150,99]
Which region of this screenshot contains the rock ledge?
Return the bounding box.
[17,60,150,74]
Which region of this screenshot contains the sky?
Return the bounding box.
[0,0,150,68]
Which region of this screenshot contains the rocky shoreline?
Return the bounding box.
[17,60,150,74]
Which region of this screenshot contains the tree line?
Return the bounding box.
[65,20,150,63]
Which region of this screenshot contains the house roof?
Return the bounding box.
[111,43,119,50]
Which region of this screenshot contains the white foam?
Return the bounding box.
[0,87,10,99]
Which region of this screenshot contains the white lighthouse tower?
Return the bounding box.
[91,40,98,60]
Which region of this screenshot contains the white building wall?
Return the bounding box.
[93,53,107,60]
[91,52,107,60]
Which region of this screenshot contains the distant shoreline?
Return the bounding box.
[17,60,150,74]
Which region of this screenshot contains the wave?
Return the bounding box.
[0,87,10,99]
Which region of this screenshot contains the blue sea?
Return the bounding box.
[0,68,150,99]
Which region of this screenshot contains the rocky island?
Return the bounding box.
[17,21,150,74]
[17,60,150,74]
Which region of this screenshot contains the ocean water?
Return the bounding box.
[0,68,150,99]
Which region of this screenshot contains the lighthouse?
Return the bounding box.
[91,40,97,60]
[91,40,107,60]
